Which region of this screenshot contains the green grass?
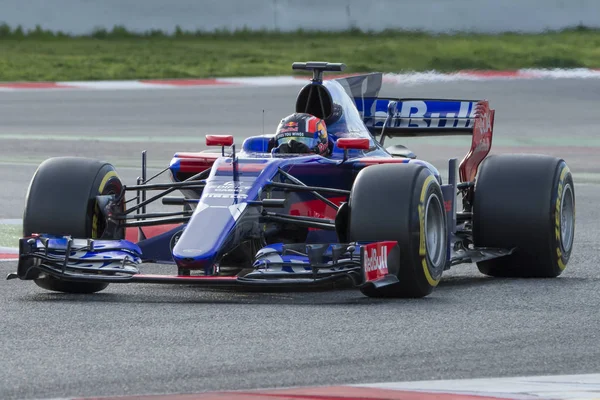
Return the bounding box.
[1,24,599,81]
[0,224,20,248]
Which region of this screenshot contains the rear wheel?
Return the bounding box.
[346,163,447,298]
[473,154,575,277]
[23,157,124,293]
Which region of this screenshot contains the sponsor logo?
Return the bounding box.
[279,131,305,138]
[473,135,491,153]
[212,181,251,193]
[370,100,477,129]
[363,242,395,282]
[206,193,248,199]
[365,246,388,272]
[444,199,453,212]
[471,104,492,155]
[316,142,328,154]
[208,181,252,199]
[279,121,299,133]
[393,100,475,128]
[475,108,492,138]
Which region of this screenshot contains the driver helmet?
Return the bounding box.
[273,113,329,156]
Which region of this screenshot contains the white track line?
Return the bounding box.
[356,373,600,400]
[2,69,600,92]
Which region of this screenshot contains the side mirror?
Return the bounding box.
[206,135,234,147]
[205,135,234,156]
[337,138,370,162]
[337,138,370,150]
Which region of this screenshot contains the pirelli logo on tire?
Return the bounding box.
[554,163,575,271]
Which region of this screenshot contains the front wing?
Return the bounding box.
[8,235,400,290]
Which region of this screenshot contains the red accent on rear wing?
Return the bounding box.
[365,99,495,183]
[459,101,494,183]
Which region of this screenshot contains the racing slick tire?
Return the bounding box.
[346,163,447,298]
[23,157,125,294]
[473,154,575,278]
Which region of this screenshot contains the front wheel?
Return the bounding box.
[23,157,125,293]
[345,163,448,298]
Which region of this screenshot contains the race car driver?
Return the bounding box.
[269,113,331,156]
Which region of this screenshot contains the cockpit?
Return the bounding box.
[294,69,381,143]
[242,62,384,156]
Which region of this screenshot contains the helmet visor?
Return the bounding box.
[276,135,318,149]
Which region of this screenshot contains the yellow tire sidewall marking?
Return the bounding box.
[418,174,441,287]
[554,164,571,271]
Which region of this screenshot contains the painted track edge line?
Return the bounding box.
[1,68,600,91]
[28,373,600,400]
[1,245,19,261]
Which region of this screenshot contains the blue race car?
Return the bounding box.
[9,62,576,298]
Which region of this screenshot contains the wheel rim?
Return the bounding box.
[560,183,575,252]
[92,174,122,239]
[424,193,446,268]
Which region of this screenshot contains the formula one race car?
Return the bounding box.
[8,61,576,298]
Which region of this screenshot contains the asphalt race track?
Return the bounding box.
[0,79,599,400]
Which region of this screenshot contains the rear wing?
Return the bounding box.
[356,97,495,182]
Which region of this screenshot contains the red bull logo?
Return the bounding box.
[363,241,396,282]
[280,121,299,133]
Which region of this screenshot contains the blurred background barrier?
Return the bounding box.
[2,0,600,35]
